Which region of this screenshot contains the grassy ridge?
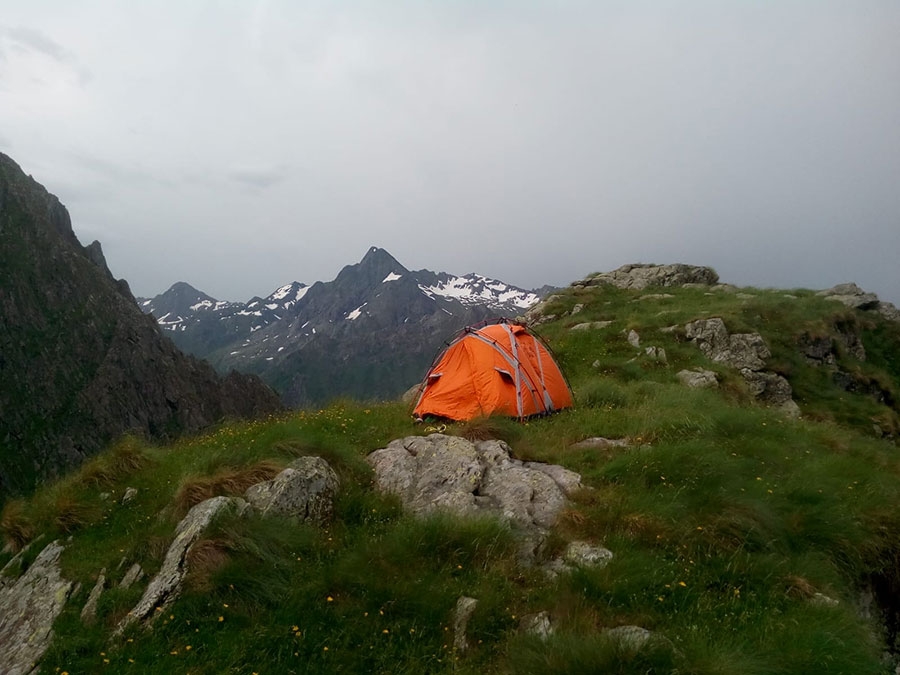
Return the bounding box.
[3,283,900,673]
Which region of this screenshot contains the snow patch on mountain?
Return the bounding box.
[419,274,540,310]
[347,303,367,320]
[383,272,402,283]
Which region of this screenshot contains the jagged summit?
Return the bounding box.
[335,246,409,288]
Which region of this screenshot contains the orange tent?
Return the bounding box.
[412,320,573,421]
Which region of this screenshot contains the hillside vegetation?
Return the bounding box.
[3,279,900,674]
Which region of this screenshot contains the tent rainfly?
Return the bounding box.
[412,320,573,421]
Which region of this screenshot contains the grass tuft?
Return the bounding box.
[0,499,34,552]
[174,460,283,514]
[79,435,150,488]
[453,416,522,444]
[52,494,96,534]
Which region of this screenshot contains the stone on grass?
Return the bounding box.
[564,541,614,568]
[570,321,613,331]
[604,625,675,655]
[80,568,106,625]
[520,611,554,640]
[645,346,667,364]
[453,596,478,652]
[627,330,641,348]
[244,456,339,526]
[569,437,631,450]
[121,487,138,505]
[119,563,144,589]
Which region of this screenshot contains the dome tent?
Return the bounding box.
[412,319,573,421]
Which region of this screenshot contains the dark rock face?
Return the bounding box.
[0,153,282,494]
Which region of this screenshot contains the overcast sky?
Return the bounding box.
[2,1,898,303]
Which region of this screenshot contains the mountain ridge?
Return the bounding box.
[138,246,548,405]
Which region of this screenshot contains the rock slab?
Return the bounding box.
[0,540,74,675]
[115,495,235,634]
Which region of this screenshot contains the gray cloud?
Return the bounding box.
[227,165,289,189]
[0,2,897,305]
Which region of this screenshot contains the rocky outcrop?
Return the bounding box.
[817,283,900,324]
[0,152,283,495]
[0,540,74,675]
[115,496,237,634]
[685,318,770,370]
[817,283,880,310]
[244,456,339,526]
[684,318,797,415]
[573,264,719,290]
[366,435,581,558]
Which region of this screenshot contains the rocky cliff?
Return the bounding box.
[0,153,282,495]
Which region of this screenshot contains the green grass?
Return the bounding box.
[5,282,900,674]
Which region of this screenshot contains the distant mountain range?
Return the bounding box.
[138,247,548,405]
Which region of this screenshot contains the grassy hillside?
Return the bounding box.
[3,281,900,674]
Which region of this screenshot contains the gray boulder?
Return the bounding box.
[565,541,614,568]
[244,456,339,526]
[367,435,580,554]
[627,330,641,348]
[677,369,718,389]
[0,540,74,675]
[817,283,880,310]
[115,495,236,634]
[603,625,675,654]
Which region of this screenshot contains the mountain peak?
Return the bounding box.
[334,246,409,288]
[359,246,403,269]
